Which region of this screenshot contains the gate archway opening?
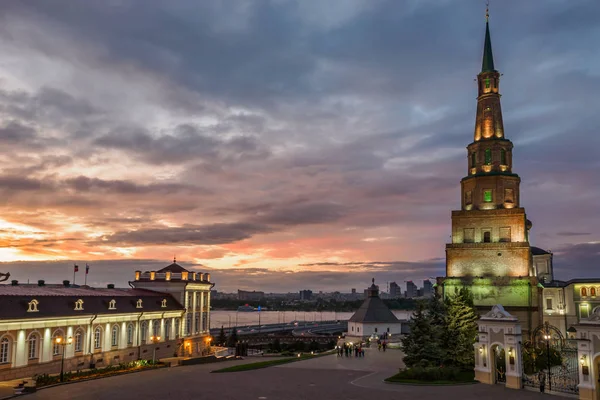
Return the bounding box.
[491,344,506,384]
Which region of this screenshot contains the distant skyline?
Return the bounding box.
[0,1,599,292]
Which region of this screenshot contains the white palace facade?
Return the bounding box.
[0,261,213,381]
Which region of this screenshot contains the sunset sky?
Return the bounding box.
[0,0,599,292]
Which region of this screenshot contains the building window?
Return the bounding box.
[52,331,63,356]
[483,231,491,243]
[141,322,148,344]
[94,327,102,349]
[161,299,167,308]
[136,299,143,309]
[195,313,200,333]
[582,287,588,297]
[165,320,171,341]
[499,227,511,243]
[546,298,553,310]
[357,326,360,333]
[28,334,38,359]
[186,314,192,335]
[580,303,590,319]
[351,326,354,332]
[484,190,492,202]
[485,79,490,89]
[501,149,506,165]
[108,299,116,310]
[484,149,492,165]
[111,325,119,347]
[74,299,84,311]
[470,153,476,168]
[175,319,180,338]
[127,324,134,345]
[0,337,10,364]
[465,191,472,205]
[375,327,378,333]
[74,330,83,352]
[152,320,160,338]
[592,287,597,297]
[27,299,39,313]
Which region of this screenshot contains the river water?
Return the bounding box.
[210,310,413,329]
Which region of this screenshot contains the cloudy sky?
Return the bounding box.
[0,0,598,293]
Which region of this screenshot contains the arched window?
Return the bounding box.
[500,149,507,165]
[471,153,476,168]
[74,330,83,353]
[592,287,597,297]
[374,327,378,333]
[484,149,492,165]
[111,325,119,347]
[74,299,84,311]
[52,330,64,356]
[152,320,160,338]
[140,322,148,344]
[161,299,167,308]
[194,313,200,333]
[582,287,588,297]
[108,299,116,310]
[94,327,102,349]
[27,299,39,313]
[0,337,10,364]
[165,320,171,340]
[136,299,143,309]
[127,324,134,345]
[28,333,39,359]
[175,319,180,338]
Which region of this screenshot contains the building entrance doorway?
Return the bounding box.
[492,344,506,384]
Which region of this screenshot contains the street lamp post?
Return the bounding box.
[149,335,161,364]
[227,314,231,329]
[55,336,73,382]
[544,330,552,392]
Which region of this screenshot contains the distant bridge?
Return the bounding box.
[210,320,347,339]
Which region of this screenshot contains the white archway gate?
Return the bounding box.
[573,307,600,400]
[474,305,523,389]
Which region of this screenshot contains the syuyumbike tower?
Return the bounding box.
[441,10,540,334]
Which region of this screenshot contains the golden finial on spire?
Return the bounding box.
[485,0,490,22]
[173,255,176,263]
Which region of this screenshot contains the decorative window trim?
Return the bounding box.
[127,323,134,345]
[161,299,167,308]
[136,299,143,309]
[74,299,84,311]
[0,336,10,364]
[111,325,119,347]
[108,299,117,310]
[94,327,102,349]
[74,330,83,352]
[27,299,39,313]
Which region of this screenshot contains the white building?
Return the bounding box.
[346,279,403,340]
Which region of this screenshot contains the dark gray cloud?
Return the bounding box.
[99,223,274,246]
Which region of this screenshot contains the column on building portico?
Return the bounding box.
[15,330,27,367]
[199,290,205,333]
[66,326,75,357]
[190,291,197,336]
[42,328,52,363]
[206,291,211,333]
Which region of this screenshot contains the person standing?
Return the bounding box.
[538,370,546,393]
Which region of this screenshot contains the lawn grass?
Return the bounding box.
[385,369,477,386]
[212,351,334,373]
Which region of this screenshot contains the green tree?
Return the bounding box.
[226,328,238,347]
[443,288,478,368]
[217,326,227,346]
[401,302,445,367]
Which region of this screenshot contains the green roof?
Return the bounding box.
[481,21,495,73]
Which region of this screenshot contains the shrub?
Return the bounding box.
[396,366,462,382]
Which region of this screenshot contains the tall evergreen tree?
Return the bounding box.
[218,325,227,346]
[401,301,445,367]
[443,288,478,368]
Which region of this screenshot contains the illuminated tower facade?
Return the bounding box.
[442,12,539,333]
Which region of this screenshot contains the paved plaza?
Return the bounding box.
[19,348,553,400]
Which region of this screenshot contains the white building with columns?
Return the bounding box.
[0,260,214,381]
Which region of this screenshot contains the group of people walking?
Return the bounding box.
[337,342,365,357]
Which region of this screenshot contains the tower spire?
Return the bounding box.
[482,2,495,72]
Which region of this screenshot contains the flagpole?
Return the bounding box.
[84,264,88,286]
[73,265,76,286]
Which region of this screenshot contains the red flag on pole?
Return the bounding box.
[74,264,79,272]
[86,264,89,274]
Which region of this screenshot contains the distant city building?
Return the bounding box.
[237,290,265,301]
[423,280,433,297]
[299,290,313,301]
[351,288,356,294]
[389,282,401,298]
[405,281,418,298]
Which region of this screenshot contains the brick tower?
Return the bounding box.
[441,10,540,335]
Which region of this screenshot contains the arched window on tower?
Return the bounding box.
[484,149,492,165]
[501,149,506,165]
[581,287,588,297]
[471,153,476,168]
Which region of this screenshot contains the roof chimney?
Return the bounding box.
[11,280,18,286]
[63,280,70,287]
[107,284,115,289]
[37,279,45,287]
